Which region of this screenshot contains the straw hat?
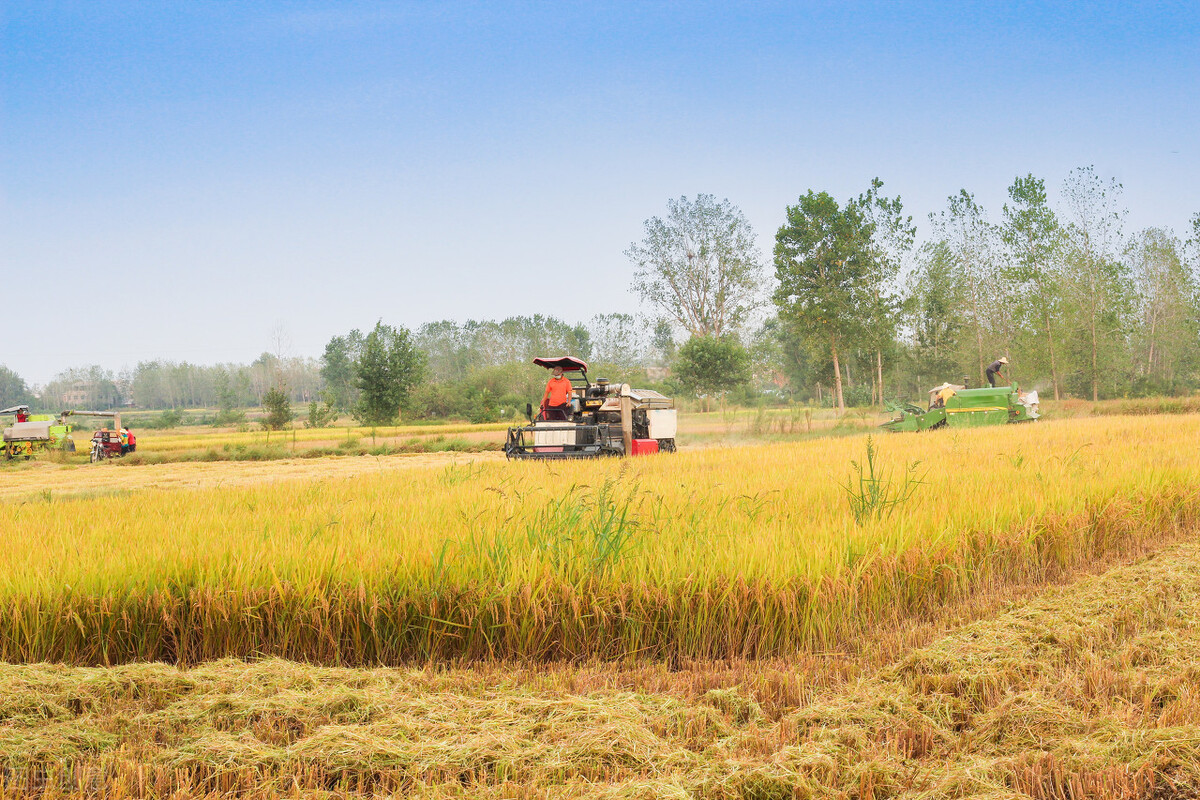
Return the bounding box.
[998,356,1009,364]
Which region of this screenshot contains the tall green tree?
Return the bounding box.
[626,195,764,337]
[672,335,751,407]
[355,322,426,427]
[1060,167,1131,401]
[857,178,915,405]
[929,190,1002,386]
[904,240,968,391]
[1001,174,1065,399]
[320,330,363,412]
[773,190,873,413]
[1128,227,1199,392]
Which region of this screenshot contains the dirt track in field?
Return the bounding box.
[0,450,507,502]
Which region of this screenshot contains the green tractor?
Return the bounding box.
[881,384,1040,433]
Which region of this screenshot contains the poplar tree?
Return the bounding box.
[773,190,873,413]
[1001,175,1065,399]
[1060,167,1131,401]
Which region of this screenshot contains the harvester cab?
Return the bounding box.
[2,405,75,459]
[881,383,1040,433]
[504,356,677,460]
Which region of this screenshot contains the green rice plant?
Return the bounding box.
[842,435,925,525]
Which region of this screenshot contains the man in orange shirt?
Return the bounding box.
[540,366,574,420]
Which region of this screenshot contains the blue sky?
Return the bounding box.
[2,1,1198,384]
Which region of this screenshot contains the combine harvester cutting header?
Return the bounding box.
[881,383,1040,432]
[505,356,677,460]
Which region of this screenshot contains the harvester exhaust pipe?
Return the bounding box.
[619,384,633,455]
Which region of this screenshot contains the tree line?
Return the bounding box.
[628,173,1200,411]
[3,167,1197,421]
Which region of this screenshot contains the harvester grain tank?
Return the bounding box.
[504,356,677,459]
[880,384,1039,432]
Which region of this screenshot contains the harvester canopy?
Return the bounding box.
[532,356,588,372]
[0,405,30,415]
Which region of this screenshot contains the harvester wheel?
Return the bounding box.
[658,438,676,453]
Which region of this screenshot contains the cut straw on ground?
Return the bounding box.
[1,539,1197,798]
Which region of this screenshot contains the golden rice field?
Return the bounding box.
[1,414,1198,666]
[3,540,1197,798]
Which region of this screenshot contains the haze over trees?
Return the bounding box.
[13,168,1200,420]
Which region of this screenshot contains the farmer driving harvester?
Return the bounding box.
[930,383,957,409]
[540,366,574,421]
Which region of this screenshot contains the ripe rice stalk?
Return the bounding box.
[0,416,1197,664]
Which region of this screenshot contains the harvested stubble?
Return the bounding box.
[131,422,513,454]
[0,416,1199,666]
[1,540,1198,798]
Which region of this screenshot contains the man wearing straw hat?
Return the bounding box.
[930,383,957,409]
[985,356,1009,387]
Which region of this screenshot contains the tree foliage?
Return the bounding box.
[626,195,764,337]
[0,366,33,409]
[354,321,426,427]
[262,386,293,431]
[673,335,752,402]
[1000,174,1065,398]
[320,332,363,412]
[1059,167,1132,401]
[773,189,874,412]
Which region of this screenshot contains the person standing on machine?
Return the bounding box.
[985,356,1009,387]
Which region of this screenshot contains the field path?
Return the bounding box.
[1,537,1197,797]
[0,450,506,501]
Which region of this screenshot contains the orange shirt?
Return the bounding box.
[542,375,574,407]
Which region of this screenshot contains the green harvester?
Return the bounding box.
[2,405,76,459]
[880,384,1040,433]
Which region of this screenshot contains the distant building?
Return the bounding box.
[60,382,91,407]
[59,381,120,409]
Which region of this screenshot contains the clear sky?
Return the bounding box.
[3,1,1198,385]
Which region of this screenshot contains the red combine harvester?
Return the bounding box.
[504,356,677,460]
